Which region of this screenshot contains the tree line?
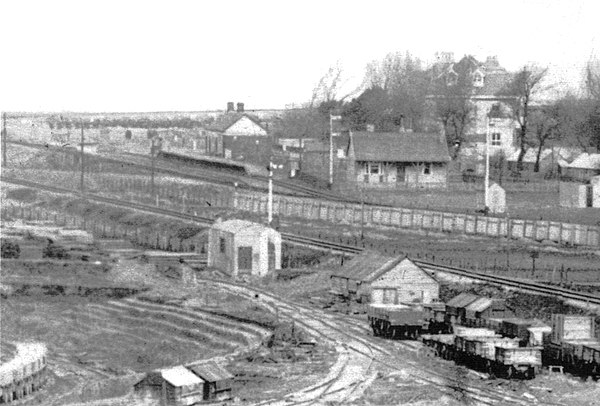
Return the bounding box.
[273,52,600,172]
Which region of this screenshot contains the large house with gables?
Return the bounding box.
[346,130,451,187]
[428,54,518,160]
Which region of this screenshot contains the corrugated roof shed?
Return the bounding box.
[446,293,479,309]
[189,362,234,382]
[351,132,451,163]
[161,366,204,387]
[465,297,493,313]
[563,153,600,170]
[331,251,402,282]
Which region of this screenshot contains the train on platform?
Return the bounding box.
[367,293,600,380]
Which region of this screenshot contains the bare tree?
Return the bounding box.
[585,56,600,100]
[499,65,548,171]
[583,57,600,150]
[430,72,476,158]
[362,52,428,130]
[528,105,559,172]
[310,62,358,107]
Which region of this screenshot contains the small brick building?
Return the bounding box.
[207,219,281,277]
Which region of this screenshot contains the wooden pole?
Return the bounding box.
[80,119,84,193]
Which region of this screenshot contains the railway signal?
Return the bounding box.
[268,160,283,225]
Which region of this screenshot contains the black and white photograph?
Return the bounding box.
[1,1,600,405]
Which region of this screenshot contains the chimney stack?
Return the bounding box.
[227,102,235,112]
[237,102,244,113]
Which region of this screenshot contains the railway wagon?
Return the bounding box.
[368,304,428,339]
[423,302,450,334]
[494,346,542,379]
[543,314,600,376]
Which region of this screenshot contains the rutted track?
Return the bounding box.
[4,175,599,306]
[199,277,552,406]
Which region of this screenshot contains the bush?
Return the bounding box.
[5,188,38,203]
[1,240,21,259]
[43,242,70,259]
[125,129,132,140]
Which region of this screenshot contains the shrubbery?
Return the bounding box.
[43,242,70,259]
[1,240,21,259]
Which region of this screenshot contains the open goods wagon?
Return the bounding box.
[422,328,541,379]
[368,304,429,339]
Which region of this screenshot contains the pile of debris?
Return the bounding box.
[246,322,320,363]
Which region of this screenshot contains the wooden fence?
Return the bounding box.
[234,193,600,247]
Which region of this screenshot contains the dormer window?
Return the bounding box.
[446,72,458,86]
[473,72,484,87]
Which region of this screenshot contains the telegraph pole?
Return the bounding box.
[484,115,490,211]
[2,112,7,168]
[268,159,273,224]
[151,137,156,200]
[80,118,85,194]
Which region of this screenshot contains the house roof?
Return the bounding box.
[331,251,401,282]
[211,219,276,235]
[331,252,432,284]
[473,71,514,97]
[189,361,234,382]
[206,113,267,133]
[351,132,451,163]
[432,55,514,98]
[446,293,479,309]
[160,366,204,387]
[562,153,600,170]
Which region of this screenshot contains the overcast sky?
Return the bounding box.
[2,0,598,112]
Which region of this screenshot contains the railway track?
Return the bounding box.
[7,140,350,202]
[3,175,599,307]
[200,277,553,406]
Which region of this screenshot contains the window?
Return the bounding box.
[423,163,431,175]
[473,73,484,87]
[491,132,502,146]
[219,237,226,253]
[369,163,380,174]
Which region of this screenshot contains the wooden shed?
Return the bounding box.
[444,293,479,325]
[330,252,439,304]
[464,297,510,327]
[188,361,234,402]
[134,365,204,406]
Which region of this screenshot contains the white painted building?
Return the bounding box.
[207,219,281,277]
[330,252,439,304]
